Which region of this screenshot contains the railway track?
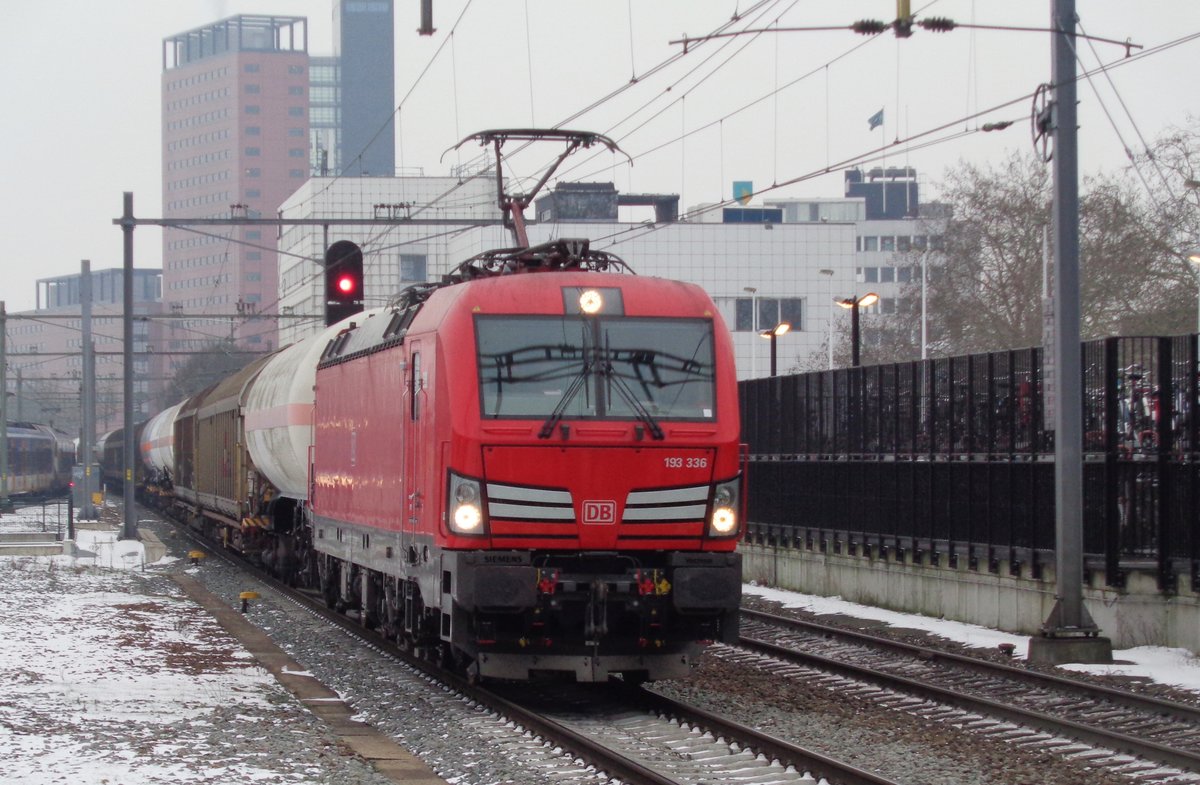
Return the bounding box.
[153,504,903,785]
[736,607,1200,782]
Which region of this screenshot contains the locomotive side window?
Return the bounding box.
[475,315,715,421]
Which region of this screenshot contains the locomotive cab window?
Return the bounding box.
[475,315,716,420]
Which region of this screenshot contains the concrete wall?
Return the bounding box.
[741,543,1200,654]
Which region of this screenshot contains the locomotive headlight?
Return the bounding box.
[447,471,487,535]
[454,503,483,531]
[578,289,603,314]
[708,478,740,537]
[455,482,478,504]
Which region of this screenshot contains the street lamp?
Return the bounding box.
[819,269,834,369]
[743,286,759,377]
[1188,249,1200,333]
[836,292,880,367]
[759,321,791,377]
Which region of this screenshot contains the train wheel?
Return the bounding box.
[318,555,339,609]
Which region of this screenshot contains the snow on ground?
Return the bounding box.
[0,503,373,784]
[2,500,1197,785]
[743,582,1200,695]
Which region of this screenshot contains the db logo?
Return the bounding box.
[583,500,617,525]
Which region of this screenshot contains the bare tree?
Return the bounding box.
[871,130,1200,364]
[161,340,266,406]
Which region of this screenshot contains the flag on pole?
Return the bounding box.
[868,108,884,131]
[732,181,754,205]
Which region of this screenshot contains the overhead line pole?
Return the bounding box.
[1029,0,1112,665]
[81,260,97,520]
[120,194,137,541]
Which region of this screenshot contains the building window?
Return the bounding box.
[862,236,878,252]
[245,189,261,198]
[245,105,260,114]
[880,267,895,283]
[245,126,261,136]
[244,63,260,73]
[288,86,305,96]
[245,84,260,94]
[288,128,305,137]
[288,65,306,75]
[913,235,928,251]
[880,236,896,252]
[897,236,912,253]
[288,148,305,157]
[246,251,262,261]
[288,107,304,117]
[778,298,803,330]
[246,167,261,177]
[245,147,261,156]
[289,168,306,177]
[733,297,804,332]
[400,254,427,281]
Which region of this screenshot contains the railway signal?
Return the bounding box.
[324,240,364,326]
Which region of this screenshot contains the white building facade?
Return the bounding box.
[275,174,943,377]
[277,178,863,377]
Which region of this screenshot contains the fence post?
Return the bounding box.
[1103,337,1121,587]
[1156,337,1175,593]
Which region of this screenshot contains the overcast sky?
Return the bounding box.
[0,0,1196,313]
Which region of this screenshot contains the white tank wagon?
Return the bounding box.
[138,402,182,489]
[243,314,381,500]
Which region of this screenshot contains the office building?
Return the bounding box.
[161,15,311,360]
[4,269,164,435]
[334,0,396,176]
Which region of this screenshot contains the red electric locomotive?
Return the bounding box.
[310,243,743,681]
[308,131,744,682]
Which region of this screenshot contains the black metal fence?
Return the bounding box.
[739,336,1200,594]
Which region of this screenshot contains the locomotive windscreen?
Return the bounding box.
[475,315,716,421]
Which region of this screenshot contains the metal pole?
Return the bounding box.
[921,253,928,360]
[0,300,8,509]
[820,269,834,370]
[750,288,759,378]
[851,298,861,368]
[120,194,138,541]
[14,368,21,422]
[81,260,97,520]
[769,333,778,377]
[1037,0,1105,656]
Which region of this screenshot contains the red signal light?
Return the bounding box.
[337,275,356,295]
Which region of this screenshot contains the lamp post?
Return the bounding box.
[836,292,880,367]
[819,269,834,369]
[759,321,791,377]
[743,286,758,377]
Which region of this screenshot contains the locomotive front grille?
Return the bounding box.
[622,484,709,524]
[486,481,574,522]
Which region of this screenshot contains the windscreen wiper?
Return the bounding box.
[605,361,665,440]
[538,358,593,439]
